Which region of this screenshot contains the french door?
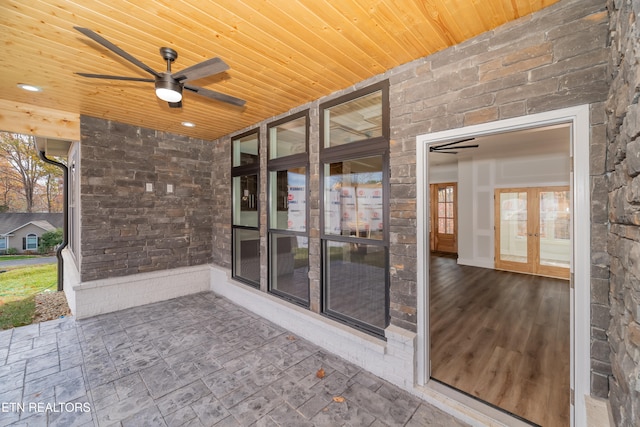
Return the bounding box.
[430,183,457,254]
[494,186,570,279]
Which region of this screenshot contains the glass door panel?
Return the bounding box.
[498,191,528,264]
[430,183,457,254]
[495,187,570,279]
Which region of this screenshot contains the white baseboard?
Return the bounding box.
[456,257,494,269]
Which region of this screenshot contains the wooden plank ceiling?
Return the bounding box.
[0,0,558,141]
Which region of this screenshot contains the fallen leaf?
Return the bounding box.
[316,368,325,379]
[332,396,345,403]
[286,335,296,341]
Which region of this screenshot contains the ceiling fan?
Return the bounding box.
[73,27,246,109]
[429,138,479,154]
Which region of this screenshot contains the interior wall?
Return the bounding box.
[432,150,570,267]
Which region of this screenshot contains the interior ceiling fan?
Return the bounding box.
[73,27,246,109]
[429,138,479,154]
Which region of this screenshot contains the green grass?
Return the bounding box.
[0,264,57,329]
[0,255,36,262]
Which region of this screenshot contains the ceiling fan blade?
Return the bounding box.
[76,73,155,82]
[168,101,182,108]
[184,84,246,107]
[432,144,479,150]
[74,27,161,78]
[173,58,229,82]
[431,137,476,150]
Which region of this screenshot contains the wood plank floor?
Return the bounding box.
[429,253,570,427]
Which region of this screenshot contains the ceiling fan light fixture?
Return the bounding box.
[155,75,182,103]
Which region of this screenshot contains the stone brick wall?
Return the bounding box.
[207,0,612,396]
[388,0,610,350]
[211,135,231,268]
[606,0,640,423]
[80,116,213,281]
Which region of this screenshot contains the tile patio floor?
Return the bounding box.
[0,292,469,426]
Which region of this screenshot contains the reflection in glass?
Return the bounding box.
[324,241,386,330]
[232,133,259,166]
[323,91,382,147]
[233,228,260,285]
[233,175,258,227]
[269,167,306,231]
[499,192,528,263]
[539,190,570,268]
[269,116,306,159]
[270,234,309,302]
[324,156,384,240]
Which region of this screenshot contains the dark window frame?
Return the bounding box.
[231,128,261,287]
[319,81,390,338]
[266,110,311,306]
[320,80,390,152]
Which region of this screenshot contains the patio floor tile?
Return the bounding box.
[0,291,469,426]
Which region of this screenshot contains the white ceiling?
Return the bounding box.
[428,124,571,166]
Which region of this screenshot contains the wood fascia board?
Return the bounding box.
[0,99,79,141]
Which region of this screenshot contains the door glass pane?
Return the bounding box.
[446,186,453,202]
[269,167,306,231]
[436,185,454,236]
[324,156,384,240]
[270,234,309,302]
[324,240,386,330]
[499,192,528,263]
[539,190,571,268]
[446,219,454,234]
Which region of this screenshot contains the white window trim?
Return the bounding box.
[26,233,38,250]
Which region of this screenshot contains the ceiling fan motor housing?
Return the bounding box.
[155,73,182,103]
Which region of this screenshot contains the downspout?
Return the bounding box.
[38,151,68,292]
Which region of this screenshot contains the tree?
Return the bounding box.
[0,132,64,212]
[39,228,63,254]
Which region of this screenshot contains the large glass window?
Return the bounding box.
[324,241,387,329]
[320,82,389,337]
[232,129,260,286]
[269,115,307,159]
[233,175,258,227]
[233,228,261,284]
[267,112,309,305]
[269,168,306,231]
[232,132,259,167]
[324,156,384,240]
[323,90,383,148]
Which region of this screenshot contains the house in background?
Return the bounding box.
[0,213,63,254]
[0,0,638,426]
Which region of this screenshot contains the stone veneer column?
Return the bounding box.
[605,0,640,423]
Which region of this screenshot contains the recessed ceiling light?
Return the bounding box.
[181,121,196,128]
[17,83,42,92]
